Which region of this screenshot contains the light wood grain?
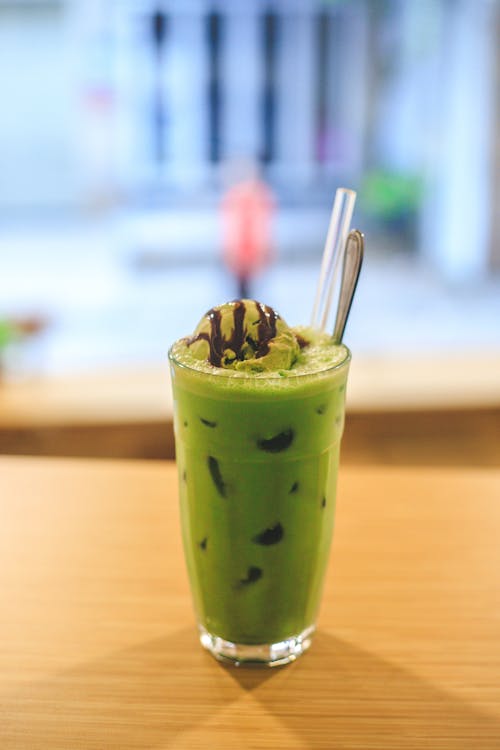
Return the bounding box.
[1,457,500,749]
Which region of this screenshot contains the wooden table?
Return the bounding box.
[1,458,500,749]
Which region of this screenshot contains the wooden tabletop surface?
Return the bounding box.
[1,457,500,749]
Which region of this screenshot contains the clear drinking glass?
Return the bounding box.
[169,347,350,666]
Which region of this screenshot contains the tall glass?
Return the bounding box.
[169,346,350,666]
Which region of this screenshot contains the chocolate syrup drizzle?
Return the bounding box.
[186,300,281,366]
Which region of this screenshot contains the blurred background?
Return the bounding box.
[0,0,499,464]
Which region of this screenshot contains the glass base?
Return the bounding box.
[199,624,315,667]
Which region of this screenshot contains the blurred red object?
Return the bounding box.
[221,176,275,298]
[12,315,48,337]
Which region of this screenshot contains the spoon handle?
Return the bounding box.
[332,230,364,344]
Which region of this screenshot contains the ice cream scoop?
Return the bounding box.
[185,299,301,372]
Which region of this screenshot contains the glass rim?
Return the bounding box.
[167,342,351,381]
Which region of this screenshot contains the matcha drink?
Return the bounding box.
[169,299,350,666]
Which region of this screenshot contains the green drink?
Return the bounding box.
[169,300,350,666]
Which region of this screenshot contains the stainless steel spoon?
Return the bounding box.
[332,229,364,344]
